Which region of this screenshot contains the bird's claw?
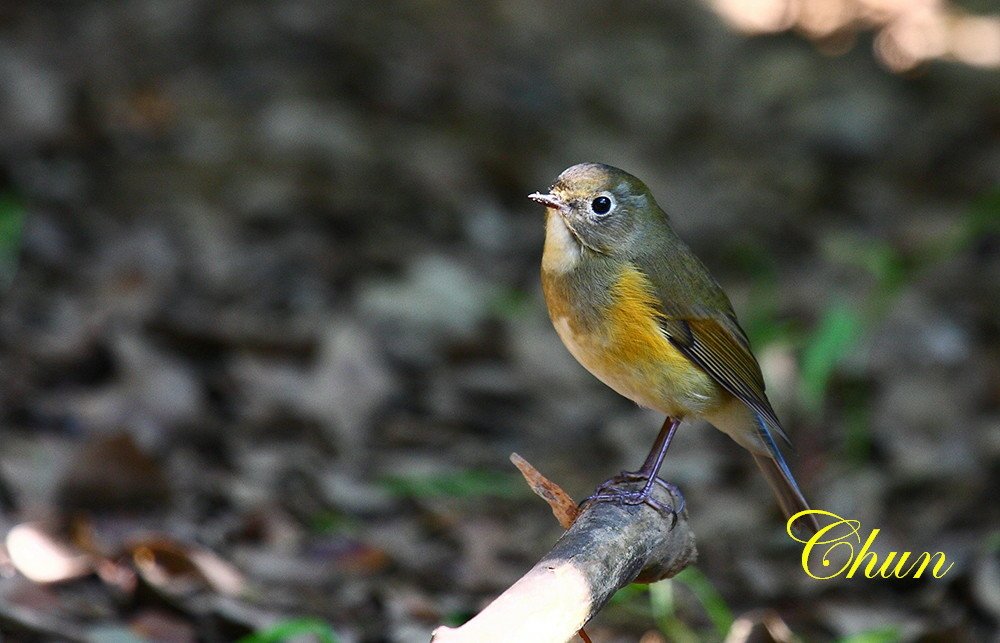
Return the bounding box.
[582,471,685,522]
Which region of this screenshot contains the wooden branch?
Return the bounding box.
[431,455,697,643]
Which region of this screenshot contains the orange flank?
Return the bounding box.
[594,264,717,415]
[605,265,677,367]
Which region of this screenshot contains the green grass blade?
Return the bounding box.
[379,469,526,499]
[0,193,25,289]
[671,567,734,638]
[649,580,700,643]
[836,626,902,643]
[800,302,864,412]
[237,618,340,643]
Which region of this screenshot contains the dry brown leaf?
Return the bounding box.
[509,453,579,530]
[724,608,795,643]
[129,537,245,597]
[6,522,94,583]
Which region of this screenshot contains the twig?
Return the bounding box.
[431,454,697,643]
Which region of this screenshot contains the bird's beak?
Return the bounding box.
[529,192,569,213]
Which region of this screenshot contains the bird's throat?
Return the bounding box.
[542,211,582,274]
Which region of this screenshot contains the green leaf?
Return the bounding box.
[725,239,779,284]
[959,188,1000,248]
[237,618,340,643]
[608,583,649,605]
[649,580,700,643]
[0,193,25,289]
[800,303,864,412]
[824,234,907,295]
[671,567,734,638]
[378,469,526,499]
[308,510,358,535]
[742,310,796,352]
[918,188,1000,265]
[610,571,734,640]
[840,384,873,465]
[442,609,476,627]
[835,626,902,643]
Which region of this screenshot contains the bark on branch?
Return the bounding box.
[431,454,698,643]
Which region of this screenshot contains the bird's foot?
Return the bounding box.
[583,471,685,519]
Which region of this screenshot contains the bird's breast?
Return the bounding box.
[543,261,720,416]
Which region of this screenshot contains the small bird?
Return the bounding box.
[530,163,818,533]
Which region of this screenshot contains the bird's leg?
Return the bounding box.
[586,417,684,516]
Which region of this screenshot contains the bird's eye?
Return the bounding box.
[591,195,614,215]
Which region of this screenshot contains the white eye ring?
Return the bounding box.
[590,192,616,216]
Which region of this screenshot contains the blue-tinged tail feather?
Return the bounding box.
[754,415,819,535]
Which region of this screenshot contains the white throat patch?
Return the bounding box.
[542,212,581,274]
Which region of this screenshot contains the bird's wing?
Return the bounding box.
[657,314,790,445]
[628,239,790,445]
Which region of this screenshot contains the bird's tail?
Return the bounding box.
[714,405,821,535]
[752,453,818,535]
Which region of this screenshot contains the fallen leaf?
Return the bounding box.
[509,453,578,529]
[129,537,245,597]
[6,522,94,583]
[724,609,795,643]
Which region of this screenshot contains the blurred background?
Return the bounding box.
[0,1,998,641]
